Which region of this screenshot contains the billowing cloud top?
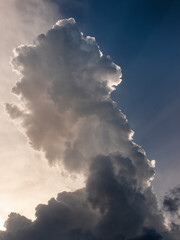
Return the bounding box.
[6,18,153,184]
[7,18,125,170]
[3,18,179,240]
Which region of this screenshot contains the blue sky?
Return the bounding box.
[51,0,180,197]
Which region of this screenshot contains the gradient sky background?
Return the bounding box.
[51,0,180,198]
[0,0,180,233]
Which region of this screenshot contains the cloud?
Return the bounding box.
[128,228,163,240]
[0,0,65,225]
[86,154,167,239]
[7,18,153,183]
[6,18,126,170]
[3,17,178,239]
[161,185,180,239]
[0,155,168,240]
[163,186,180,215]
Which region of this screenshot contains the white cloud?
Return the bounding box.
[7,19,154,190]
[3,18,171,239]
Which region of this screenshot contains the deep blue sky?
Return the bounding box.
[50,0,180,198]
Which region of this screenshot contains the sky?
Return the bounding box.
[0,0,83,229]
[0,0,180,239]
[53,0,180,198]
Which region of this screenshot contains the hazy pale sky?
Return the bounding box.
[0,0,84,229]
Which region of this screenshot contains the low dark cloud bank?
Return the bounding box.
[2,18,180,239]
[0,156,169,239]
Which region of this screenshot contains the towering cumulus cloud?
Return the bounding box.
[3,18,177,239]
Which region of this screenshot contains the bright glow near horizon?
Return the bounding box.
[0,219,6,231]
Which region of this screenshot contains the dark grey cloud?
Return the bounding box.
[86,154,167,239]
[0,155,169,240]
[163,186,180,215]
[128,228,163,240]
[3,18,179,240]
[0,189,98,240]
[161,186,180,239]
[0,154,172,240]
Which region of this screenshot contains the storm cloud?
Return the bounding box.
[163,186,180,215]
[0,155,169,239]
[3,18,178,239]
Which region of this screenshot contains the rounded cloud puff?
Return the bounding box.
[4,18,177,240]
